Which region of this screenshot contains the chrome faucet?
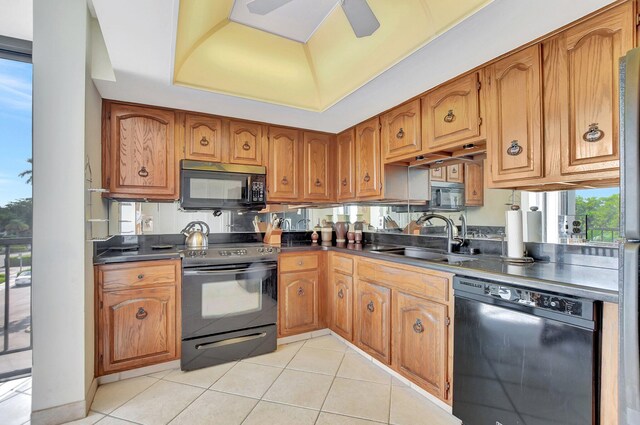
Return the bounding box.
[416,213,463,253]
[458,214,467,246]
[296,218,311,231]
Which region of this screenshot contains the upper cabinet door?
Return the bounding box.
[106,103,177,200]
[464,162,484,207]
[303,132,332,202]
[556,3,633,175]
[184,113,223,162]
[422,72,482,152]
[337,129,356,201]
[355,117,382,199]
[229,120,265,166]
[268,127,300,201]
[381,99,422,162]
[430,166,446,182]
[446,164,464,183]
[486,45,544,183]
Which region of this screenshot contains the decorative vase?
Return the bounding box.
[321,224,333,244]
[335,218,347,243]
[347,224,355,244]
[311,228,319,243]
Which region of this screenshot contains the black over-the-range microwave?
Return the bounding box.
[180,160,267,211]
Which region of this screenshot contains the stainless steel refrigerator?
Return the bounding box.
[620,46,640,425]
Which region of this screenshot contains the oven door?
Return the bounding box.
[181,262,277,340]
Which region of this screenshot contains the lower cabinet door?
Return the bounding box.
[331,272,353,341]
[355,280,391,364]
[392,291,449,401]
[99,286,177,374]
[279,271,319,336]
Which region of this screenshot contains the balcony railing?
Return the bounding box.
[0,237,32,381]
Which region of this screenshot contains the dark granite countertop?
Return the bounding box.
[94,240,619,303]
[280,242,619,303]
[94,246,182,264]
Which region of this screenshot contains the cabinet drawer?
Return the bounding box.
[332,253,354,275]
[280,254,319,272]
[99,260,179,291]
[357,259,451,303]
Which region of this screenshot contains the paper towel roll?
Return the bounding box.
[506,209,524,258]
[526,208,543,243]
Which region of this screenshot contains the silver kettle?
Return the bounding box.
[181,221,210,249]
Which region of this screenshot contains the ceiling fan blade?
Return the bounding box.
[341,0,380,38]
[246,0,294,15]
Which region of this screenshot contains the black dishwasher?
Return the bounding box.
[453,276,598,425]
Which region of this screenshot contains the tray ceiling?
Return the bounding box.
[174,0,493,111]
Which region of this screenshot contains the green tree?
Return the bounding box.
[575,193,620,241]
[0,198,33,237]
[18,158,32,185]
[5,219,29,235]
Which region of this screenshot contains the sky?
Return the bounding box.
[0,57,32,207]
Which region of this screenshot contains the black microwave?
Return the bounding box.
[180,160,267,211]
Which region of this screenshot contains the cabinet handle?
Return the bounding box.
[297,260,304,266]
[315,178,322,187]
[396,128,405,139]
[583,123,604,143]
[506,140,523,156]
[363,173,371,183]
[297,287,304,296]
[338,289,344,299]
[473,190,478,195]
[451,168,457,174]
[367,301,374,312]
[281,176,289,185]
[242,142,251,151]
[444,109,455,123]
[136,307,148,320]
[137,166,149,178]
[413,318,424,333]
[341,178,347,187]
[200,136,209,147]
[137,274,144,279]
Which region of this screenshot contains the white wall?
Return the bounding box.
[465,188,514,227]
[32,0,92,419]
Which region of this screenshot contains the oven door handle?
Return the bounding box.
[183,265,277,275]
[195,332,268,350]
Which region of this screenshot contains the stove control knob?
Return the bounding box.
[239,249,247,255]
[200,251,207,257]
[188,251,197,257]
[266,247,273,253]
[257,247,264,253]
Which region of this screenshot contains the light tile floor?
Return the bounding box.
[0,335,462,425]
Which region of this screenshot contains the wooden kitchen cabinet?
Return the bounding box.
[184,113,223,162]
[430,164,464,184]
[381,99,422,162]
[422,72,484,152]
[355,117,382,199]
[330,271,354,342]
[95,259,181,376]
[430,166,446,182]
[102,102,178,200]
[278,252,324,337]
[548,3,633,176]
[464,162,484,206]
[392,291,450,401]
[446,164,464,183]
[329,253,355,341]
[336,129,356,201]
[303,132,333,202]
[268,126,300,202]
[355,279,391,364]
[486,44,544,183]
[229,120,266,166]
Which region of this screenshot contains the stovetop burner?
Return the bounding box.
[180,243,280,264]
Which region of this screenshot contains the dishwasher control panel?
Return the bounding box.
[455,277,593,321]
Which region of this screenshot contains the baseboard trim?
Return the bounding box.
[31,399,87,425]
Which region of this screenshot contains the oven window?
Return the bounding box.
[201,279,262,318]
[190,178,243,200]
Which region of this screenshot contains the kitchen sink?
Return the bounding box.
[371,247,477,263]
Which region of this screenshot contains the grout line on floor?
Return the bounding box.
[240,339,307,424]
[313,348,348,425]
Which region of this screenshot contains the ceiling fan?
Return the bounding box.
[246,0,380,38]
